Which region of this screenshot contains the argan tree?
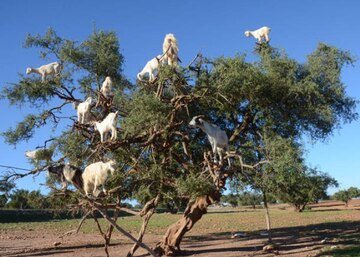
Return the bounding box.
[333,187,360,207]
[1,28,357,257]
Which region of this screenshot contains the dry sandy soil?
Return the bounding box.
[1,200,360,257]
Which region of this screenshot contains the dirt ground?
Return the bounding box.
[1,200,360,257]
[0,229,331,257]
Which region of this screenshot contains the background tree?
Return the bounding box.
[275,168,338,212]
[0,180,15,207]
[221,194,239,207]
[237,191,263,209]
[333,189,352,207]
[7,189,32,209]
[333,187,360,207]
[347,187,360,198]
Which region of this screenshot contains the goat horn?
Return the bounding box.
[194,115,205,120]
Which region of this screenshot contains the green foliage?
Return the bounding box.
[333,190,351,206]
[221,194,239,207]
[203,44,357,144]
[333,187,360,207]
[63,30,127,95]
[6,189,48,209]
[0,195,7,208]
[221,192,263,207]
[2,114,38,145]
[275,168,338,211]
[237,192,263,207]
[0,180,15,196]
[347,187,360,198]
[56,130,91,167]
[176,172,215,198]
[0,180,15,208]
[134,184,157,204]
[46,191,81,209]
[1,76,57,107]
[1,28,357,216]
[121,92,171,136]
[5,187,81,210]
[24,27,63,59]
[70,30,123,76]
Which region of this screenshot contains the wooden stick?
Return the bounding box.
[127,195,160,257]
[59,210,92,238]
[92,205,159,257]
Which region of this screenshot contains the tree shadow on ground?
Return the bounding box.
[4,242,123,257]
[182,220,360,256]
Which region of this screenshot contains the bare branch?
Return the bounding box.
[92,204,159,257]
[59,210,93,238]
[128,195,160,257]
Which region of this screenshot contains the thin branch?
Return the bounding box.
[187,53,201,68]
[128,195,160,257]
[92,204,159,257]
[120,207,140,216]
[59,210,93,238]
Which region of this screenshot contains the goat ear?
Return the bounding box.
[198,118,204,125]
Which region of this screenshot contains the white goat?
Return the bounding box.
[73,97,92,124]
[100,76,113,97]
[244,26,271,43]
[163,34,179,66]
[47,164,83,190]
[25,148,53,166]
[26,62,61,82]
[94,111,118,142]
[137,55,164,82]
[82,160,116,195]
[189,115,231,166]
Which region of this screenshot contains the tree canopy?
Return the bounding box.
[1,28,357,256]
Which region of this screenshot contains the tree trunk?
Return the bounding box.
[262,192,272,242]
[294,204,301,212]
[154,191,221,256]
[300,203,307,212]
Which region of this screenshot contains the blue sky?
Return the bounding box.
[0,0,359,195]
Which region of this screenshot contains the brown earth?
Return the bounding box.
[1,200,360,257]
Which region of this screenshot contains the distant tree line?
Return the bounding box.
[221,186,360,211]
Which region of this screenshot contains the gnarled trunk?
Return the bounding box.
[154,191,221,256]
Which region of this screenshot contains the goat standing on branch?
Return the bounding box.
[244,26,271,43]
[82,160,116,196]
[137,55,165,82]
[94,111,118,143]
[163,33,179,66]
[25,148,53,167]
[100,76,113,98]
[47,163,83,190]
[189,115,231,166]
[26,62,62,82]
[73,97,92,124]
